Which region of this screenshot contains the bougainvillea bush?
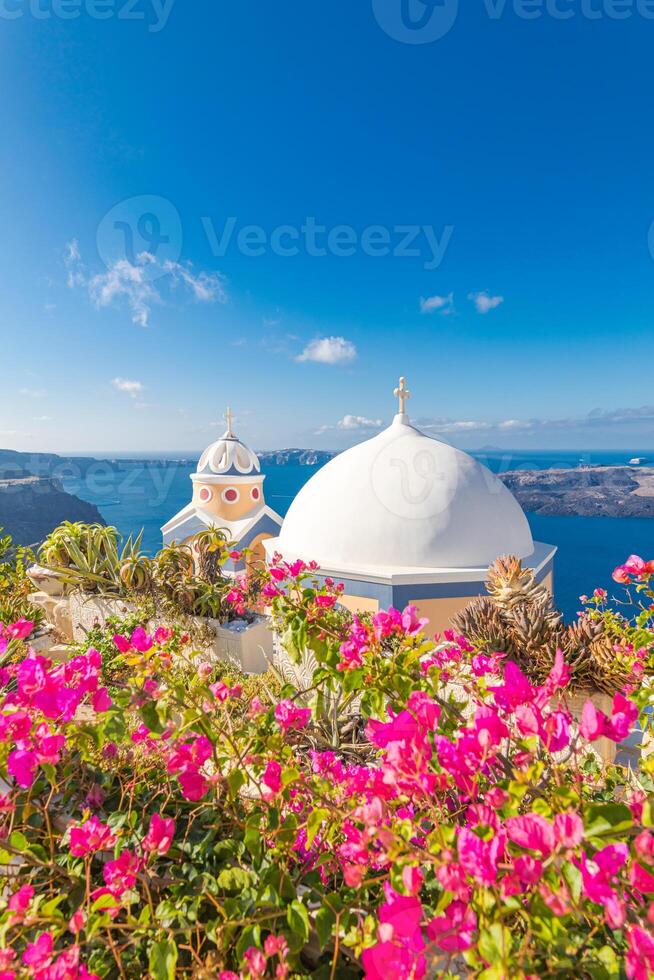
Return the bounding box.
[2,557,654,978]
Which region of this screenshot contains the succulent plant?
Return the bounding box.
[118,553,154,593]
[452,555,634,695]
[39,523,144,595]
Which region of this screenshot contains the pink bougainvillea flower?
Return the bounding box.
[554,811,584,848]
[244,947,267,977]
[177,769,209,802]
[506,814,555,856]
[274,700,311,733]
[6,618,34,640]
[626,925,654,980]
[362,940,425,980]
[7,748,37,789]
[579,699,607,741]
[69,816,117,857]
[91,687,112,713]
[112,634,131,653]
[22,931,54,969]
[8,883,34,920]
[605,692,639,742]
[103,849,140,896]
[129,627,153,653]
[427,900,477,952]
[489,661,535,712]
[261,759,282,799]
[153,626,173,644]
[142,813,175,856]
[401,866,423,896]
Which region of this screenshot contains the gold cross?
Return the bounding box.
[394,377,411,415]
[224,405,235,437]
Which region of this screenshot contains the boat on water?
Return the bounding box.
[629,457,649,465]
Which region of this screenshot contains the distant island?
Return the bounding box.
[502,466,654,518]
[0,475,104,546]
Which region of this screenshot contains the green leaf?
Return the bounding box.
[287,899,309,943]
[9,831,28,852]
[148,939,178,980]
[217,867,253,892]
[562,860,582,904]
[478,924,512,965]
[306,807,329,846]
[227,768,246,797]
[316,905,336,949]
[584,802,633,840]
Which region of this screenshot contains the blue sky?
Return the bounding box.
[1,0,654,453]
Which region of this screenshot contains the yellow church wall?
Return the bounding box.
[192,480,264,521]
[246,533,273,570]
[338,593,380,615]
[408,595,478,633]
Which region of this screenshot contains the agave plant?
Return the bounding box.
[452,555,634,695]
[154,542,194,587]
[118,553,154,593]
[39,522,144,595]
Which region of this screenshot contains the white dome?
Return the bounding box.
[276,414,534,571]
[195,431,261,478]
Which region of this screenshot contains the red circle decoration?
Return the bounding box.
[223,488,239,503]
[251,487,260,501]
[199,487,212,503]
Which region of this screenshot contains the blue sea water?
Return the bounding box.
[62,449,654,623]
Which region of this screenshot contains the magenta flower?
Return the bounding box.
[22,931,54,970]
[506,813,555,856]
[69,816,117,857]
[130,627,153,652]
[427,900,477,952]
[554,811,584,848]
[7,748,37,788]
[274,700,311,733]
[142,813,175,856]
[6,618,34,640]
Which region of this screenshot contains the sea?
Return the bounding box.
[62,449,654,623]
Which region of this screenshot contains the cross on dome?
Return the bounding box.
[394,376,411,415]
[223,405,235,437]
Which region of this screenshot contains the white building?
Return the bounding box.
[265,379,556,630]
[162,409,283,570]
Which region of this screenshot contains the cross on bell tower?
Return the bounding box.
[394,377,411,416]
[224,405,235,437]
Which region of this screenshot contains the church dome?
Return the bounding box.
[193,408,261,481]
[276,386,534,572]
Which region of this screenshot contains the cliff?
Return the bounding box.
[500,466,654,518]
[0,476,105,546]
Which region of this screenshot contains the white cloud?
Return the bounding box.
[65,243,227,327]
[33,416,53,422]
[498,419,534,431]
[64,239,85,288]
[163,259,227,303]
[19,388,47,398]
[420,293,454,315]
[296,336,357,365]
[112,377,144,399]
[469,291,504,314]
[89,259,158,328]
[337,415,384,431]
